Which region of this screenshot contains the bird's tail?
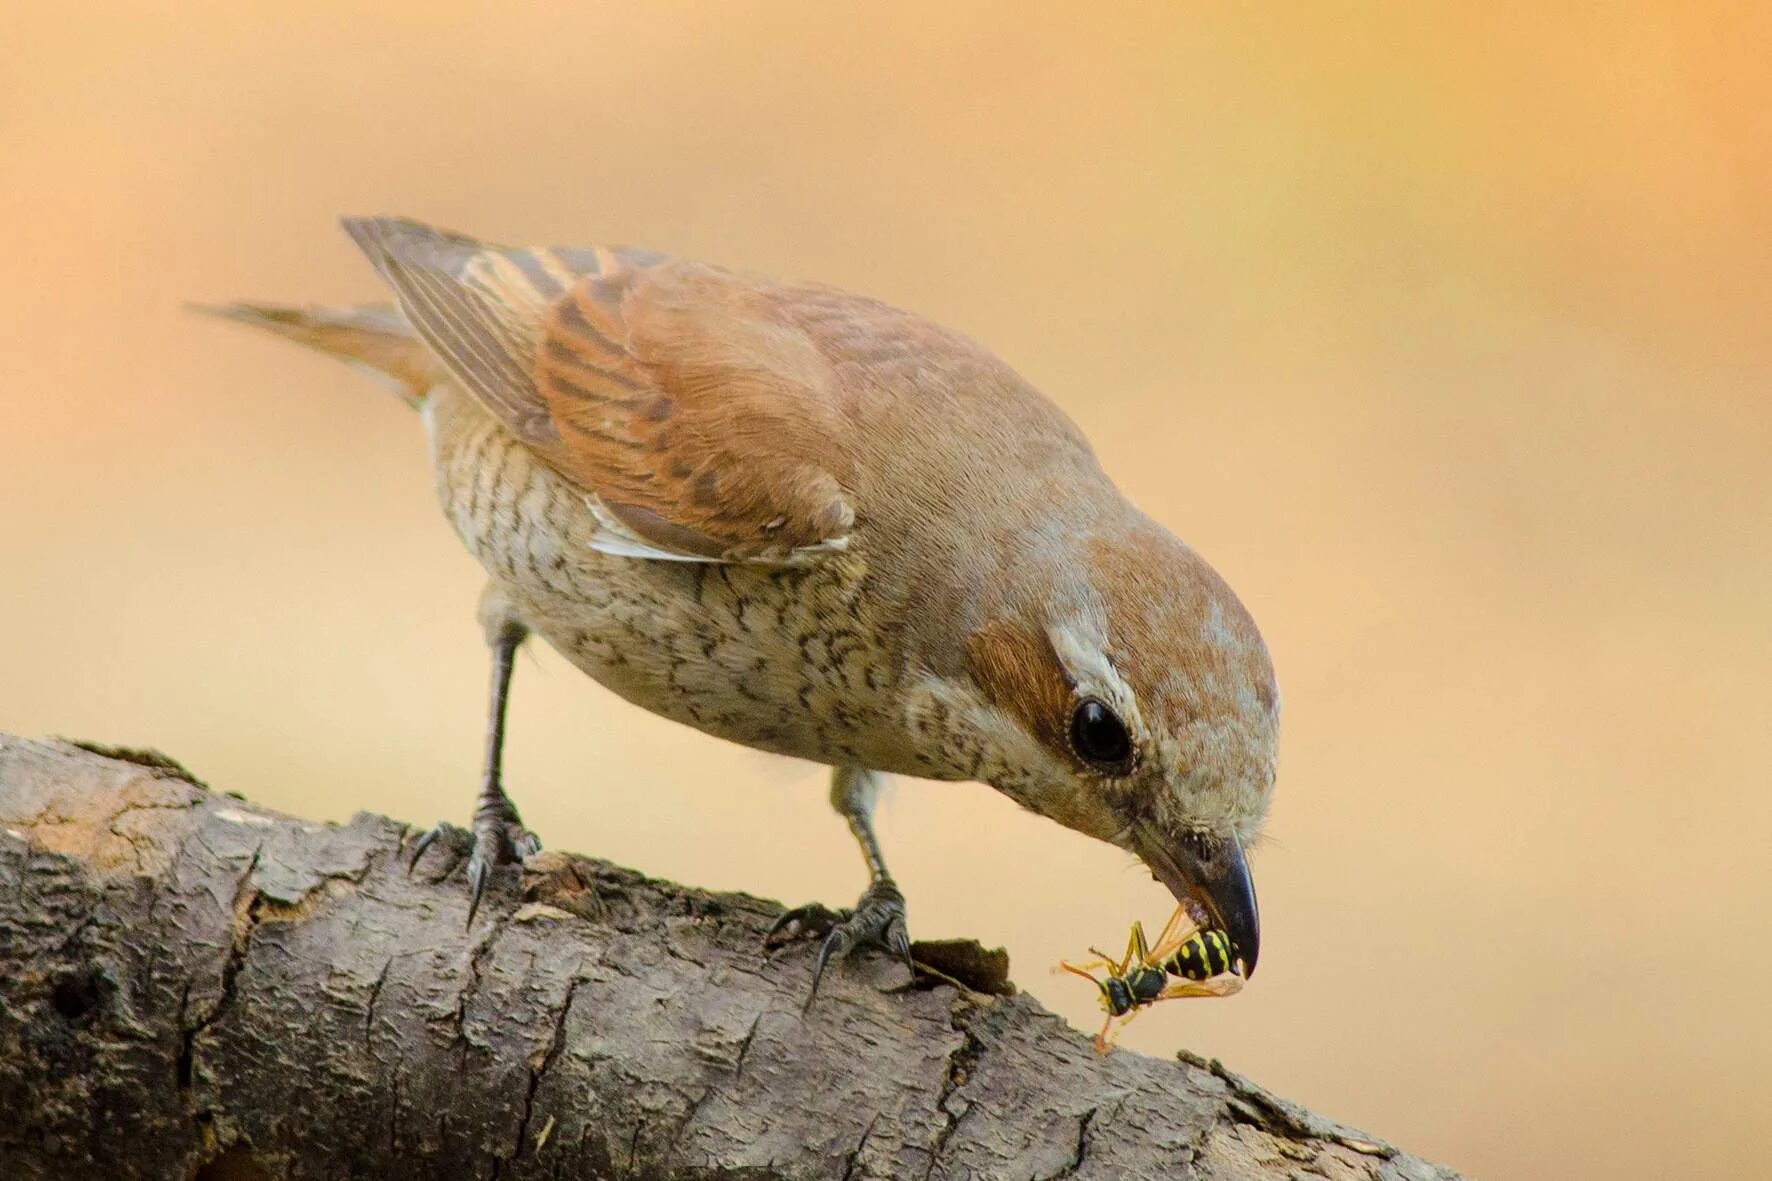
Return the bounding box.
[191,301,437,408]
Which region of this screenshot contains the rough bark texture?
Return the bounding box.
[0,734,1459,1180]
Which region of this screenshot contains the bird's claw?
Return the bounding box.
[407,798,540,928]
[406,820,468,875]
[764,901,847,945]
[767,878,913,1008]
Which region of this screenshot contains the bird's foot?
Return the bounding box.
[407,795,541,928]
[765,878,913,1008]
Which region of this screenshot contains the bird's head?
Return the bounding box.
[956,511,1278,975]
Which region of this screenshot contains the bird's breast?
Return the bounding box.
[423,387,947,775]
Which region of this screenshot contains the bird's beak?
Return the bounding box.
[1135,825,1261,978]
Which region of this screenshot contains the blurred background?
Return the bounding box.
[3,4,1767,1175]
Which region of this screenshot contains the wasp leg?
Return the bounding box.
[1125,921,1152,971]
[1144,906,1191,962]
[1094,1004,1147,1054]
[1137,906,1213,974]
[408,596,539,928]
[766,767,912,1007]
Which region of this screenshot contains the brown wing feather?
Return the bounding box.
[342,217,854,563]
[343,217,560,442]
[538,263,855,561]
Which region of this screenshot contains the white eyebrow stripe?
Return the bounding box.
[1045,617,1149,746]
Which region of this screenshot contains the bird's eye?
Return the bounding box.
[1070,698,1133,772]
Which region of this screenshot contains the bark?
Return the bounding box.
[0,734,1459,1180]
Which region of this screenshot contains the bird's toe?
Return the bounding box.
[772,879,914,1006]
[462,811,542,928]
[406,820,470,874]
[764,901,849,947]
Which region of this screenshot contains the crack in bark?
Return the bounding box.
[512,976,579,1165]
[660,1083,718,1167]
[363,955,394,1050]
[452,921,507,1059]
[177,849,262,1093]
[921,1006,985,1180]
[1038,1106,1097,1181]
[731,1010,764,1081]
[838,1112,881,1181]
[625,1121,642,1174]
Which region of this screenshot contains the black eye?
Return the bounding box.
[1070,698,1133,772]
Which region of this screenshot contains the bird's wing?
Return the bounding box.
[342,216,855,564]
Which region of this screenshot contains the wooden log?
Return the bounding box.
[0,734,1458,1179]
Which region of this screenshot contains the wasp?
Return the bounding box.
[1060,906,1244,1052]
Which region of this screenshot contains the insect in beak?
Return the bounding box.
[1058,907,1245,1053]
[1137,825,1261,978]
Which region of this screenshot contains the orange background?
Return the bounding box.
[3,5,1768,1176]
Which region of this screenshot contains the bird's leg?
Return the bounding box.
[766,766,913,1006]
[408,594,540,926]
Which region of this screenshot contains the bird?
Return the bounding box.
[200,217,1279,1000]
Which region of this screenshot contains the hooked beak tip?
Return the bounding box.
[1144,828,1261,979]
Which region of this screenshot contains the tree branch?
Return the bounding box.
[0,734,1459,1179]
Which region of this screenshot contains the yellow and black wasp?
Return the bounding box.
[1060,905,1244,1052]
